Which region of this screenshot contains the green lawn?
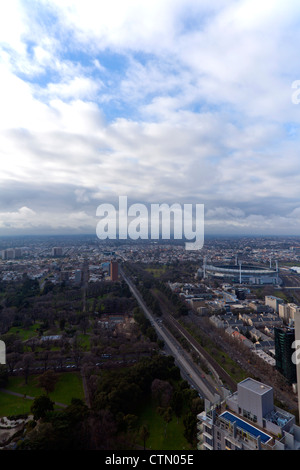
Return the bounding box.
[0,391,33,416]
[136,399,191,450]
[7,323,41,341]
[0,372,85,417]
[77,333,90,350]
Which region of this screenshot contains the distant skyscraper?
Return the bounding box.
[1,249,14,260]
[74,269,82,284]
[110,260,118,281]
[52,247,63,257]
[274,327,296,384]
[294,311,300,423]
[13,248,22,258]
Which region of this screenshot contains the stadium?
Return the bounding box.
[198,260,280,285]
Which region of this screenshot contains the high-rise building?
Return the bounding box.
[110,260,118,281]
[197,377,300,450]
[265,295,284,313]
[13,248,22,259]
[278,303,300,323]
[52,247,63,257]
[274,327,297,384]
[74,269,82,284]
[1,249,14,260]
[293,311,300,423]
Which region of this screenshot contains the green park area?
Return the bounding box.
[0,372,84,417]
[145,266,168,278]
[136,399,191,450]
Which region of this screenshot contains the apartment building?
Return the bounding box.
[197,377,300,450]
[265,295,284,313]
[274,327,297,384]
[279,303,300,323]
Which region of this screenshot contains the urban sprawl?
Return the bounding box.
[2,235,300,450]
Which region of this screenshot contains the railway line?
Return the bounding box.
[163,313,237,393]
[120,265,237,399]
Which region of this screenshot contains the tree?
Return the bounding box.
[6,352,21,374]
[37,369,59,395]
[171,390,184,423]
[157,406,173,438]
[151,378,173,407]
[0,365,8,387]
[139,424,150,450]
[183,412,197,446]
[31,395,54,420]
[19,352,35,384]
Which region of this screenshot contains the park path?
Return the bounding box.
[0,388,67,408]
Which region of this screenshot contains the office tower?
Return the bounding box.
[13,248,22,259]
[74,269,82,284]
[294,311,300,424]
[52,247,63,257]
[274,327,297,384]
[110,260,118,281]
[1,249,14,260]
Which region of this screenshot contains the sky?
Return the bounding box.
[1,0,300,238]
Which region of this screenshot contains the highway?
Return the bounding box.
[119,266,219,402]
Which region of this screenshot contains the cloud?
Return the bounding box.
[0,0,300,235]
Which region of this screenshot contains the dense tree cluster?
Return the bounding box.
[0,264,204,450]
[123,263,189,318]
[0,277,156,376]
[18,355,203,450]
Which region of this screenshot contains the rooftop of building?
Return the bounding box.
[238,377,272,395]
[219,410,272,444]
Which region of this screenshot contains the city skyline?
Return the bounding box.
[1,1,300,237]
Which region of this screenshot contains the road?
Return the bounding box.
[120,266,220,402]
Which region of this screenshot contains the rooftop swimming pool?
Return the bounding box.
[220,411,272,444]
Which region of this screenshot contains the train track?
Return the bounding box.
[163,313,237,393]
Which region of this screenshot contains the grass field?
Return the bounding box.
[0,372,85,417]
[7,324,41,341]
[136,399,192,450]
[0,391,33,416]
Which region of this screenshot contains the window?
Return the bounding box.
[204,436,213,446]
[225,439,232,449]
[204,425,212,436]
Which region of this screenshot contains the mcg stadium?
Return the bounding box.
[199,260,280,285]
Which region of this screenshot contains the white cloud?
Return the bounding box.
[43,76,103,101]
[0,0,300,234]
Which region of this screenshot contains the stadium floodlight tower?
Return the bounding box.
[239,261,242,284]
[203,256,207,279]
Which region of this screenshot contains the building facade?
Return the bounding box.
[274,327,297,384]
[265,295,284,313]
[110,260,119,281]
[197,377,300,450]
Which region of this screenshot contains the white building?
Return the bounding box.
[197,377,300,450]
